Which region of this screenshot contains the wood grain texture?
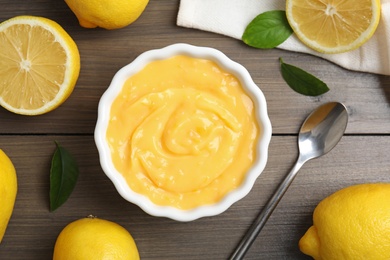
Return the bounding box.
[0,136,389,259]
[0,1,390,259]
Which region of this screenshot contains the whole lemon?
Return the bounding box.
[0,149,17,243]
[64,0,149,29]
[53,216,140,260]
[299,183,390,260]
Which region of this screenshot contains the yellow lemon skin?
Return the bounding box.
[53,216,140,260]
[299,183,390,260]
[64,0,149,29]
[0,149,17,243]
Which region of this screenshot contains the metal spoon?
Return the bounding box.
[230,102,348,260]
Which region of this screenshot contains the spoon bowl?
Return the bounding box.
[299,102,348,162]
[230,102,348,260]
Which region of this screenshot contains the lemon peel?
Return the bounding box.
[0,149,17,243]
[299,183,390,259]
[53,217,140,260]
[65,0,149,30]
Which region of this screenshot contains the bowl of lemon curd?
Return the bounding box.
[95,43,272,221]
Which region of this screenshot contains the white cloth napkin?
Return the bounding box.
[177,0,390,76]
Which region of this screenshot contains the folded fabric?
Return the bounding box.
[177,0,390,76]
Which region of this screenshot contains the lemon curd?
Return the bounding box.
[106,55,259,210]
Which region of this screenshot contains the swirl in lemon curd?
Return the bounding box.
[107,55,259,210]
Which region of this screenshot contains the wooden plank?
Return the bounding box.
[0,135,389,259]
[0,1,389,134]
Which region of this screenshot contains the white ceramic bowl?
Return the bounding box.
[95,43,272,221]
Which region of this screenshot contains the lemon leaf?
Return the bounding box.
[280,58,329,96]
[242,10,293,49]
[50,142,79,212]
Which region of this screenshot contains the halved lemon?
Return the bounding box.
[0,16,80,115]
[286,0,381,54]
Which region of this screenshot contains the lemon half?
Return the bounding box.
[286,0,381,54]
[0,16,80,115]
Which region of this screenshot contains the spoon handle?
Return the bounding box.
[229,156,306,260]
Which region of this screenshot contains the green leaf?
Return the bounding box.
[280,58,330,96]
[242,10,293,49]
[50,142,79,212]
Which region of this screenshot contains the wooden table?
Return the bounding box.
[1,1,389,259]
